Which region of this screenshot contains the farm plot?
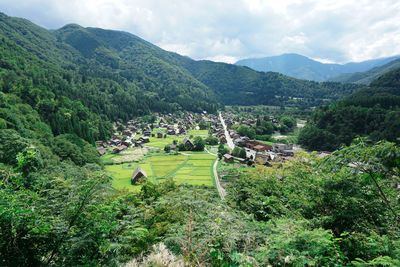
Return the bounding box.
[104,153,216,192]
[105,163,154,192]
[147,136,184,149]
[188,130,208,136]
[101,147,148,164]
[148,155,187,178]
[173,154,216,186]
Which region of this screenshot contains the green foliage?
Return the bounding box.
[179,58,362,108]
[0,162,131,266]
[2,12,400,267]
[218,144,230,158]
[0,129,28,165]
[205,135,219,145]
[236,124,256,139]
[329,58,400,85]
[226,141,400,264]
[238,148,247,159]
[255,118,275,135]
[52,134,99,166]
[164,144,171,153]
[256,219,342,266]
[280,116,296,133]
[299,68,400,151]
[193,136,205,151]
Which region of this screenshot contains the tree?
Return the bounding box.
[193,136,205,151]
[198,120,207,129]
[205,136,219,145]
[280,116,296,130]
[232,147,240,157]
[323,138,400,224]
[237,125,256,139]
[164,145,171,153]
[0,129,28,165]
[178,143,186,151]
[218,144,229,156]
[239,148,247,159]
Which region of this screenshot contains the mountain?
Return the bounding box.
[235,53,400,81]
[176,58,361,107]
[298,67,400,151]
[0,12,362,144]
[328,58,400,85]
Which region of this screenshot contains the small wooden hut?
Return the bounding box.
[131,167,148,185]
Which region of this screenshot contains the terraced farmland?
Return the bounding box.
[103,153,216,191]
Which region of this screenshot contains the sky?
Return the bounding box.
[1,0,400,64]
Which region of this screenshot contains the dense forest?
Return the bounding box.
[328,58,400,85]
[299,67,400,151]
[2,135,400,265]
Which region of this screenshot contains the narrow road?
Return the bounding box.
[219,112,235,150]
[213,158,226,200]
[204,147,225,199]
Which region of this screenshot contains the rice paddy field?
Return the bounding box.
[104,153,216,192]
[188,129,208,136]
[146,136,184,149]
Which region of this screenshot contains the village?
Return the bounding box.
[96,110,309,196]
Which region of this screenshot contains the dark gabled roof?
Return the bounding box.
[183,137,194,145]
[132,167,147,179]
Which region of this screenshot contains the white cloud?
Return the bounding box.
[0,0,399,63]
[204,55,239,64]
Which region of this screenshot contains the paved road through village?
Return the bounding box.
[219,112,235,150]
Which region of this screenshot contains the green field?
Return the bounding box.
[101,147,149,164]
[104,153,216,191]
[105,162,155,192]
[152,127,167,134]
[188,129,208,136]
[179,151,209,154]
[147,136,184,148]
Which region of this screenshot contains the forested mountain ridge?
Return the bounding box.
[328,58,400,85]
[0,12,219,143]
[175,57,362,107]
[299,67,400,151]
[0,12,363,143]
[56,22,362,108]
[235,53,400,81]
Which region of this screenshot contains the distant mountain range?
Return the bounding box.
[328,58,400,85]
[235,53,400,82]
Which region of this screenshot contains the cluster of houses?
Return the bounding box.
[95,111,221,156]
[220,112,297,166]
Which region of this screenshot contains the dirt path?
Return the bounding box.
[204,146,226,199]
[212,158,226,200]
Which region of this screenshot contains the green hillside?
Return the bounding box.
[299,67,400,151]
[177,58,361,107]
[0,12,364,144]
[328,58,400,85]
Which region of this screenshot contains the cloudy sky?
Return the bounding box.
[1,0,399,64]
